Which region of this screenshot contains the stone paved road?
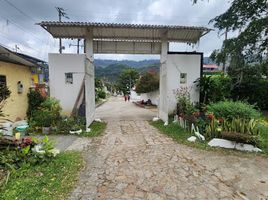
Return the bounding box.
[69,97,268,200]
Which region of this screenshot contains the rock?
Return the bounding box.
[208,138,262,152]
[153,117,160,122]
[86,128,91,133]
[235,143,262,152]
[95,118,102,122]
[164,121,168,126]
[187,136,197,142]
[208,138,236,149]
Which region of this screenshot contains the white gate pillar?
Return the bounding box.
[85,29,95,127]
[158,33,169,123]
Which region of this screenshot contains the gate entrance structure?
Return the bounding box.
[39,21,210,127]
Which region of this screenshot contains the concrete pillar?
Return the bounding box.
[158,33,169,123]
[85,29,95,127]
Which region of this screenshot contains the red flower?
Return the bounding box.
[207,113,214,120]
[218,118,224,123]
[192,112,200,118]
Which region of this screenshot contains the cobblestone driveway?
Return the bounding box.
[69,97,268,200]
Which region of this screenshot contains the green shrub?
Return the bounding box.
[56,116,86,134]
[207,101,261,120]
[97,90,106,99]
[195,75,231,104]
[30,98,61,127]
[136,72,159,93]
[27,90,46,118]
[0,136,58,171]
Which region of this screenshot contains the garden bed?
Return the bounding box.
[150,119,268,156]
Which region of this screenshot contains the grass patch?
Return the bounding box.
[150,120,209,150]
[150,120,268,156]
[0,152,83,200]
[80,121,107,137]
[259,124,268,154]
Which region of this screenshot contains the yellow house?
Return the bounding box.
[0,45,40,121]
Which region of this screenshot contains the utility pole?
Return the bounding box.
[55,7,69,53]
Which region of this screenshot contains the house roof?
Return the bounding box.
[38,21,211,43]
[203,64,219,69]
[0,45,45,67]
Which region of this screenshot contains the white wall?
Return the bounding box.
[49,53,85,115]
[166,53,201,114]
[140,90,159,105]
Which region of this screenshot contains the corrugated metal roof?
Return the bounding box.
[38,21,211,43]
[0,45,38,67]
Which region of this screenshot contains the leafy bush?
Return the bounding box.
[27,90,46,118]
[175,86,197,117]
[136,72,159,93]
[0,136,59,171]
[30,98,61,127]
[97,90,106,99]
[195,75,231,104]
[56,116,86,134]
[207,101,260,120]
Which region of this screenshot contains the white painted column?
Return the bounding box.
[85,29,95,127]
[158,33,169,123]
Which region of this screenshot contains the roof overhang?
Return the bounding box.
[0,45,38,67]
[38,21,211,44]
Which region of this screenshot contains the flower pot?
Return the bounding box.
[42,127,51,134]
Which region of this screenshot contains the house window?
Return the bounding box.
[65,73,73,84]
[180,73,187,84]
[0,75,6,86]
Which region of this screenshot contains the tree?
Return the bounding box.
[117,69,139,95]
[210,0,268,69]
[135,72,159,93]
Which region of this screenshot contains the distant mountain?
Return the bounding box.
[94,59,160,68]
[95,57,214,83]
[95,64,131,82]
[203,57,214,64]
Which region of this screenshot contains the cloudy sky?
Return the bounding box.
[0,0,231,61]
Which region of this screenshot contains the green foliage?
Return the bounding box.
[30,98,61,127]
[0,85,10,103]
[97,90,106,99]
[207,101,261,120]
[56,116,86,134]
[0,152,82,200]
[229,65,268,110]
[117,69,139,95]
[0,85,11,119]
[210,0,268,66]
[135,72,159,93]
[27,90,46,119]
[175,86,197,117]
[195,75,231,104]
[0,136,58,172]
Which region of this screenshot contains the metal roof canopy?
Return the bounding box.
[38,21,211,43]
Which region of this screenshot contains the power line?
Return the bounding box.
[0,16,48,45]
[2,0,36,22]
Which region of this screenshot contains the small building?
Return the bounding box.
[203,64,219,71]
[0,45,47,121]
